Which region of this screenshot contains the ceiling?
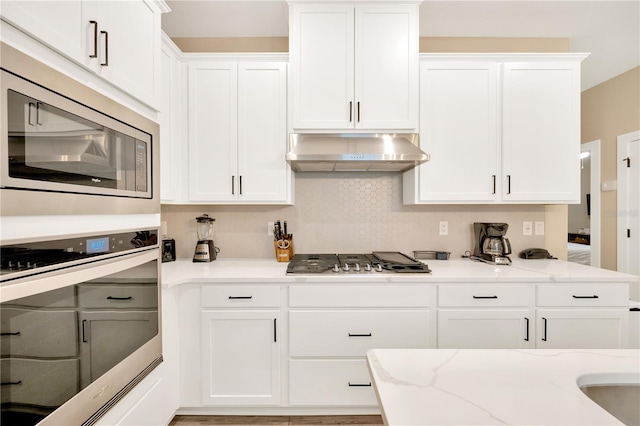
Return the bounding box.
[162,0,640,91]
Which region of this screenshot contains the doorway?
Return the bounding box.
[617,131,639,276]
[568,140,601,267]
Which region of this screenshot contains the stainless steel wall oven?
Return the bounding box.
[1,230,161,425]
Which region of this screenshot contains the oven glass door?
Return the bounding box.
[7,89,148,195]
[0,253,159,426]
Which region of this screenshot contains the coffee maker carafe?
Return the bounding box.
[193,214,219,262]
[471,222,512,265]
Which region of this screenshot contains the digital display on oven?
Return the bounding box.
[86,237,110,254]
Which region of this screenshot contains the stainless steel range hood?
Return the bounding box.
[286,133,429,172]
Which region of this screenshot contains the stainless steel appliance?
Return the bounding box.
[0,229,161,426]
[1,43,159,217]
[193,214,218,262]
[286,133,429,172]
[471,222,512,265]
[286,252,431,274]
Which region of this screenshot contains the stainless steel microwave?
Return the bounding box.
[0,43,159,217]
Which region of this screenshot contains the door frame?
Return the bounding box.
[581,140,601,267]
[617,130,640,274]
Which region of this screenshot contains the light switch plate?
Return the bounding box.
[267,221,274,236]
[523,221,533,236]
[535,221,545,236]
[602,181,617,191]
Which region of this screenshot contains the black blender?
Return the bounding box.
[193,214,219,262]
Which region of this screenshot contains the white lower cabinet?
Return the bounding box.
[289,359,377,406]
[438,310,533,349]
[201,310,281,406]
[288,285,433,407]
[535,283,629,348]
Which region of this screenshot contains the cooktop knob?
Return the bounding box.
[375,264,383,272]
[364,263,372,272]
[354,263,361,272]
[343,263,350,272]
[332,264,340,273]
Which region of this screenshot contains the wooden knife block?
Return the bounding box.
[274,237,294,262]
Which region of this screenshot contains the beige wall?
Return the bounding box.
[163,36,569,260]
[172,36,568,53]
[581,66,640,271]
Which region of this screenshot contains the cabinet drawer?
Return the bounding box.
[290,285,431,307]
[537,284,628,307]
[1,308,77,357]
[438,285,530,307]
[0,358,79,406]
[290,310,430,357]
[202,286,281,308]
[289,359,377,406]
[78,284,158,308]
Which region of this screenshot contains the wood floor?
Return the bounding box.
[169,415,383,426]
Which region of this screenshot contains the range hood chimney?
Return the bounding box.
[285,133,429,172]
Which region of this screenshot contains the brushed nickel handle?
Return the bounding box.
[89,20,98,58]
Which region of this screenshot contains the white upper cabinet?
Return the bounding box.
[0,0,166,109]
[502,61,581,203]
[406,60,499,203]
[404,53,587,205]
[188,59,291,204]
[290,2,419,131]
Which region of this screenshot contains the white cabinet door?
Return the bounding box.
[438,310,534,349]
[94,0,160,107]
[290,2,418,130]
[159,39,181,203]
[0,1,86,64]
[237,62,289,202]
[536,310,628,349]
[502,62,581,203]
[291,3,354,129]
[201,310,281,406]
[355,4,418,130]
[408,61,498,203]
[188,62,238,202]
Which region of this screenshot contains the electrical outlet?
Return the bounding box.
[267,221,274,236]
[523,221,533,236]
[439,221,448,236]
[535,221,545,236]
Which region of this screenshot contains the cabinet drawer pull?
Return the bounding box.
[349,101,353,122]
[107,296,133,301]
[239,176,243,195]
[348,382,372,387]
[0,332,21,336]
[348,333,372,337]
[472,295,498,299]
[232,175,235,194]
[572,295,599,299]
[274,318,277,343]
[542,317,548,341]
[357,101,361,122]
[89,20,98,58]
[228,296,252,300]
[507,175,511,194]
[492,175,496,194]
[100,30,109,66]
[524,317,529,342]
[1,380,22,386]
[82,319,88,343]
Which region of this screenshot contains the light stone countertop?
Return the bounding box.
[366,348,640,426]
[161,258,639,289]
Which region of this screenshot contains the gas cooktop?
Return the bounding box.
[286,252,431,275]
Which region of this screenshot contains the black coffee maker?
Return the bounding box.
[471,222,512,265]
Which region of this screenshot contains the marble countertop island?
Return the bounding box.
[366,349,639,425]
